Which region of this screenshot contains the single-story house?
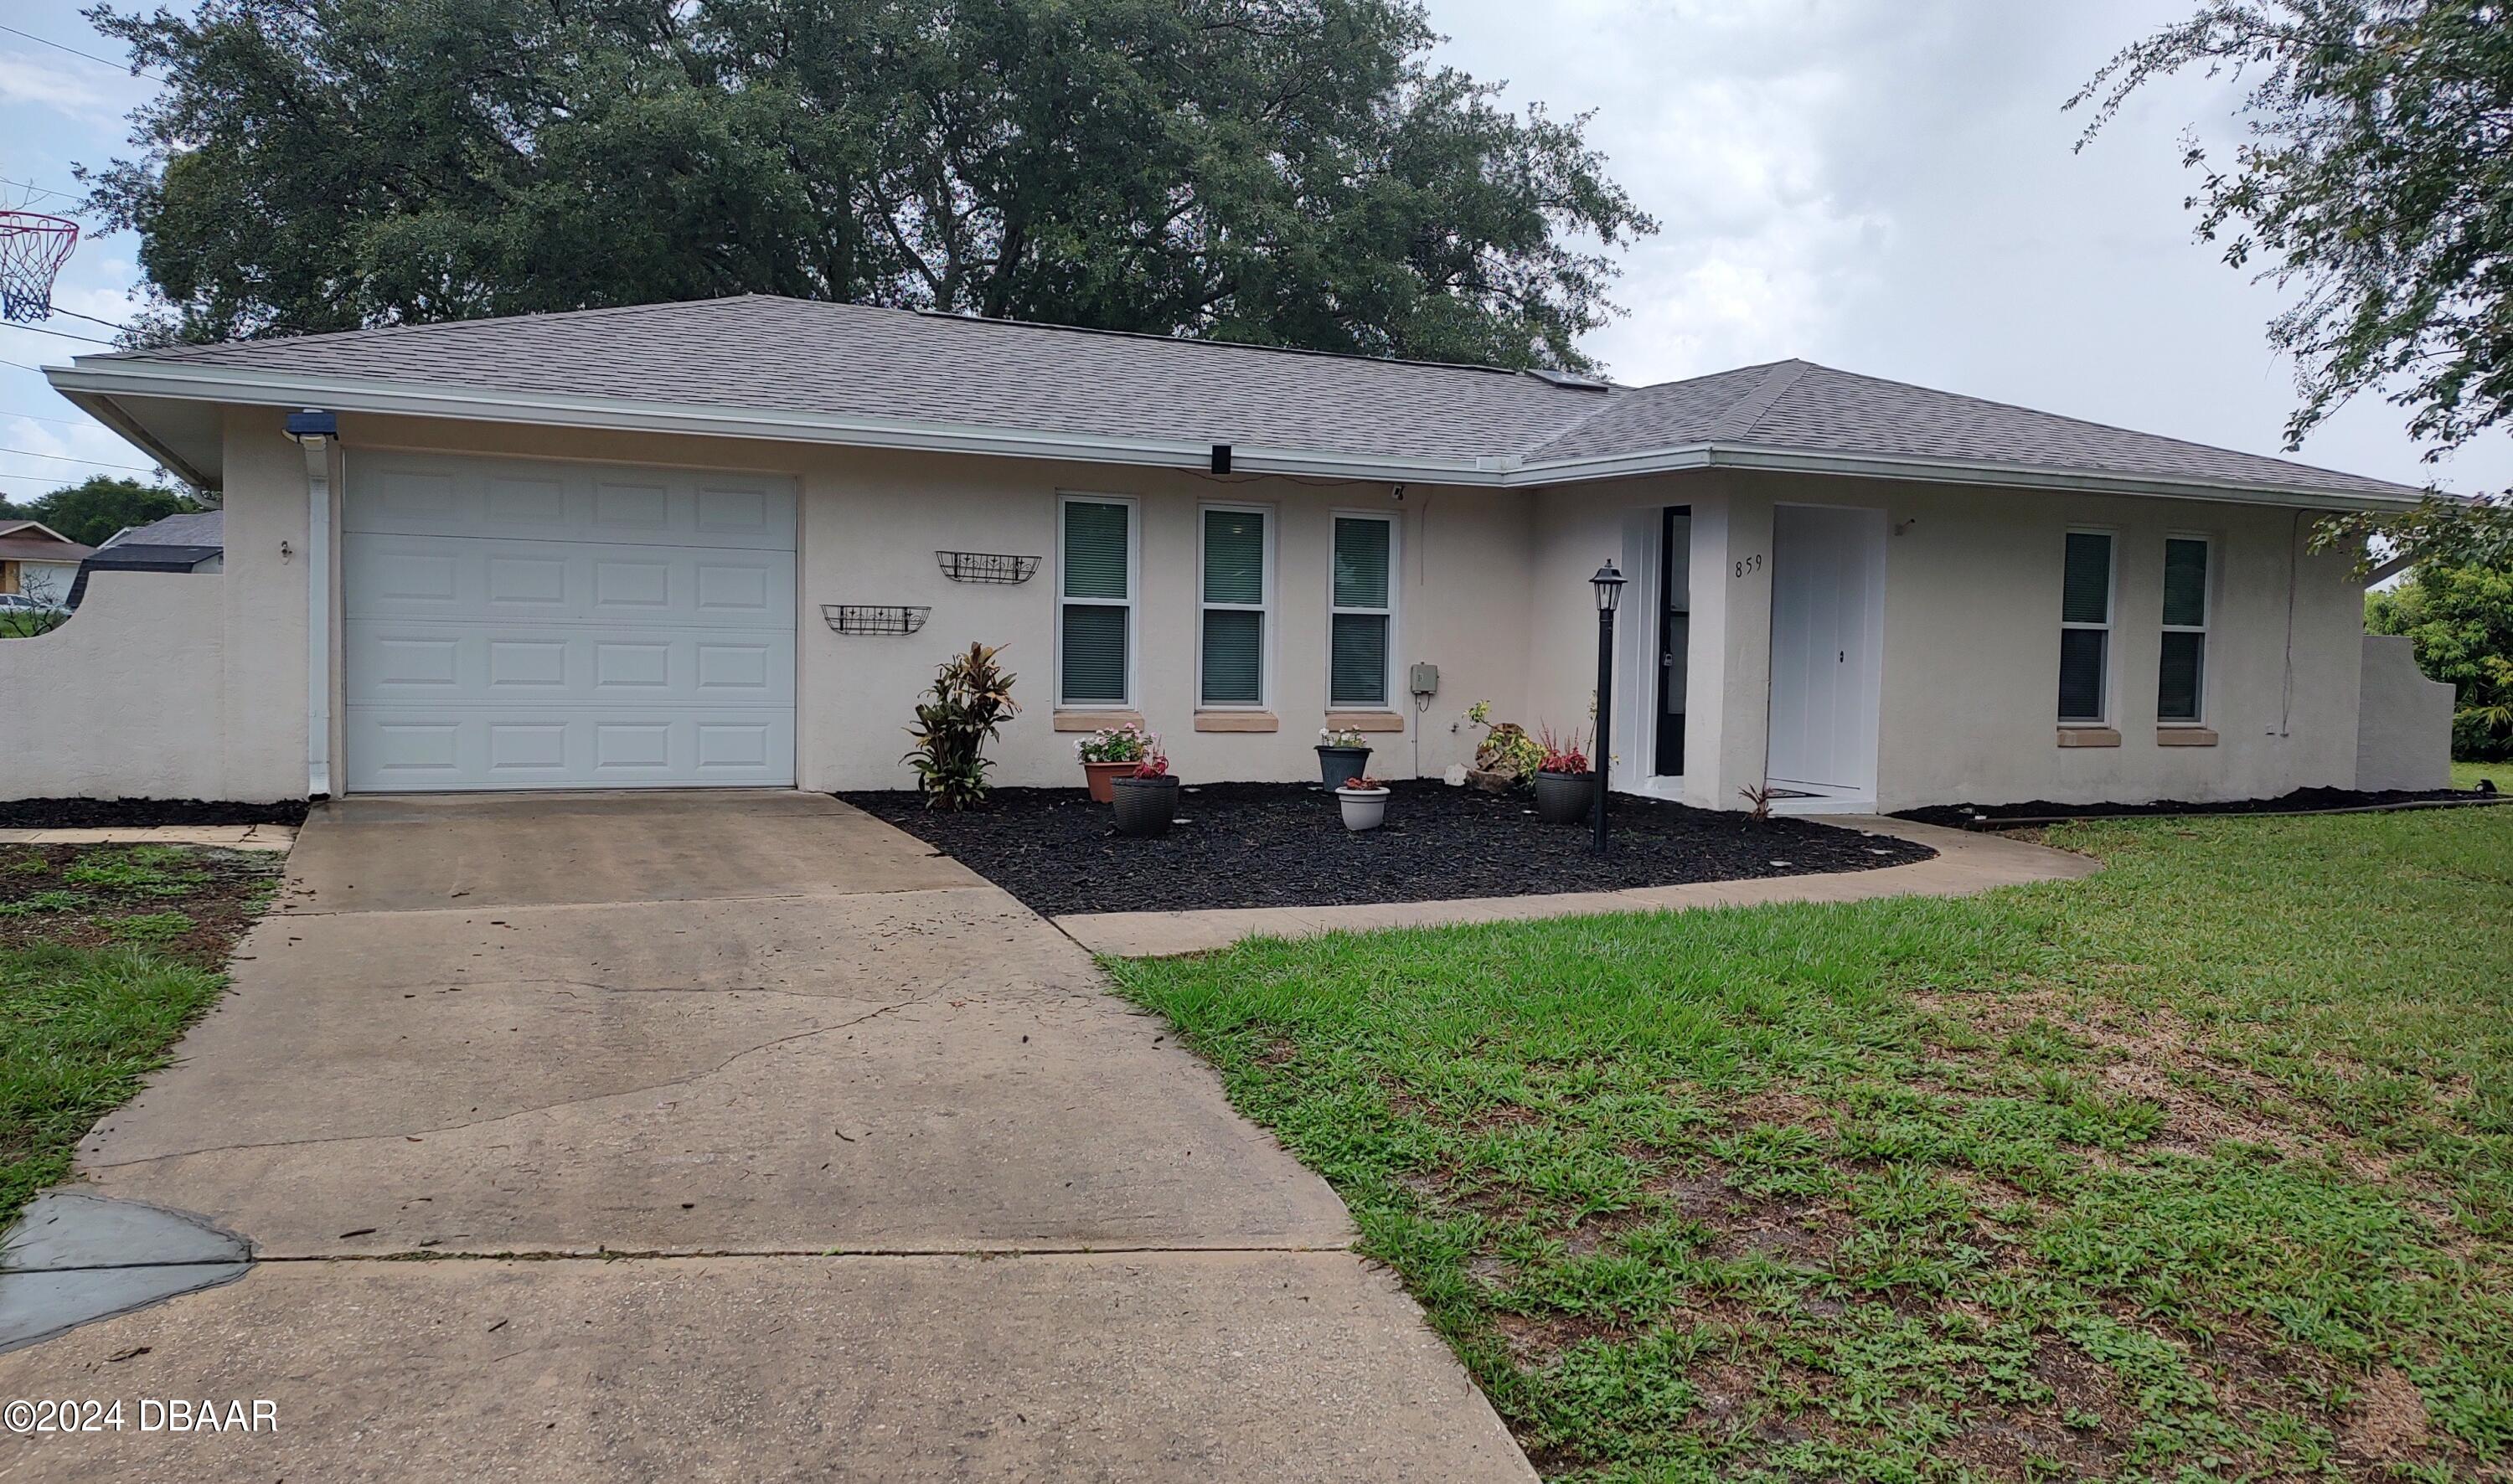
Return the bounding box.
[0,520,91,607]
[10,294,2451,810]
[66,508,225,609]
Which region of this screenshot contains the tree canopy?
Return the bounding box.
[0,476,196,549]
[2368,557,2513,758]
[81,0,1656,371]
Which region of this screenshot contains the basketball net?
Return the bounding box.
[0,211,80,324]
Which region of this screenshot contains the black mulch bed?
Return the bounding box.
[840,781,1936,918]
[1896,784,2500,829]
[0,797,310,830]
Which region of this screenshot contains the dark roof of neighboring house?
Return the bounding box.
[105,509,223,549]
[84,545,219,571]
[77,294,2424,502]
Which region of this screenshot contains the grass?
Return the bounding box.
[0,845,280,1220]
[2453,759,2509,792]
[1111,808,2513,1481]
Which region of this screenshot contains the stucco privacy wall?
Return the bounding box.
[241,413,1537,791]
[0,573,232,799]
[2356,634,2454,792]
[1525,470,2370,812]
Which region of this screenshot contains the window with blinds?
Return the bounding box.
[2159,535,2211,724]
[2058,529,2114,724]
[1331,514,1395,708]
[1200,506,1268,707]
[1058,497,1133,707]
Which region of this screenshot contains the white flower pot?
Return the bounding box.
[1334,786,1390,832]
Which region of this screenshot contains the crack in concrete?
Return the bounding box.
[90,994,934,1171]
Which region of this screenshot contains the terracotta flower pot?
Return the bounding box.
[1111,775,1180,837]
[1082,759,1135,803]
[1534,769,1596,826]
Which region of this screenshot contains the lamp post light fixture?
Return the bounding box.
[1589,560,1626,853]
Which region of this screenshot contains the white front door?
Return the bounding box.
[341,452,797,792]
[1766,504,1884,795]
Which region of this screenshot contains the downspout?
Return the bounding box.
[286,410,338,799]
[2278,508,2307,739]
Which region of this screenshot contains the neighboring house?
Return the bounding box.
[16,295,2447,808]
[0,520,92,609]
[69,509,224,608]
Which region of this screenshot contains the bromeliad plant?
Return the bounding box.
[902,642,1019,810]
[1535,724,1590,775]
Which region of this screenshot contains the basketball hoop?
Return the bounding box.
[0,212,80,325]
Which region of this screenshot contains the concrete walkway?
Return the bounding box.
[0,823,297,851]
[0,792,1531,1482]
[1058,815,2099,957]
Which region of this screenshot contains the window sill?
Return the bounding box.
[1195,711,1278,733]
[2056,727,2122,748]
[1053,709,1143,733]
[1324,710,1406,733]
[2156,726,2219,747]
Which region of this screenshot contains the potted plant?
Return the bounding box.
[1316,725,1372,789]
[1334,775,1391,832]
[1075,723,1153,803]
[1533,725,1595,826]
[1111,746,1180,837]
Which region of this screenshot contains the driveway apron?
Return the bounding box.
[0,791,1533,1482]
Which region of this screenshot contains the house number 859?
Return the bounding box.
[1733,554,1764,579]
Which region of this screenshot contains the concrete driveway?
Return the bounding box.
[0,792,1531,1482]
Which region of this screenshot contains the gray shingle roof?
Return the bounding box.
[106,509,223,549]
[89,296,2421,502]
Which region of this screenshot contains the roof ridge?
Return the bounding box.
[91,294,769,363]
[901,305,1554,379]
[1705,359,1816,441]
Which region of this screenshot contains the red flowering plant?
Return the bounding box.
[1536,724,1590,775]
[1133,745,1171,779]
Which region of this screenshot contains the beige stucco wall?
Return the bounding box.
[182,409,2379,808]
[2355,633,2454,791]
[220,413,1536,792]
[1527,468,2367,812]
[0,573,237,799]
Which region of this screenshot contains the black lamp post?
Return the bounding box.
[1590,560,1626,853]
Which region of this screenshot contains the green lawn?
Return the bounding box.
[2454,759,2510,792]
[1112,809,2513,1482]
[0,846,280,1219]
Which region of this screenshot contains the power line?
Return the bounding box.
[0,23,164,83]
[0,446,158,473]
[0,407,94,430]
[0,174,79,207]
[43,306,130,333]
[0,322,116,346]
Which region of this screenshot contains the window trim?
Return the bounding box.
[1196,500,1276,711]
[2058,526,2118,726]
[1055,492,1140,710]
[1327,509,1401,711]
[2158,531,2213,727]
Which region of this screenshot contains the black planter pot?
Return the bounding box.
[1111,775,1181,837]
[1534,769,1597,826]
[1317,745,1372,790]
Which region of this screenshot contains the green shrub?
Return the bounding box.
[903,642,1019,810]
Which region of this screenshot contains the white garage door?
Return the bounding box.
[342,453,797,792]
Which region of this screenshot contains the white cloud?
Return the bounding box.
[0,53,123,123]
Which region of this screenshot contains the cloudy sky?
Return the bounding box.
[4,0,2506,511]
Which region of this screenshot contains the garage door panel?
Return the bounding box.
[343,453,796,792]
[345,534,795,629]
[346,708,796,790]
[346,623,794,706]
[348,455,794,552]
